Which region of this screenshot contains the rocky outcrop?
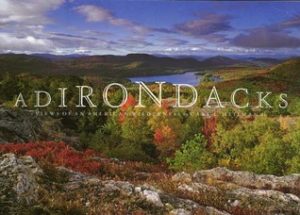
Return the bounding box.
[0,108,44,143]
[0,108,80,147]
[1,154,300,215]
[0,153,43,214]
[0,153,229,214]
[171,167,300,215]
[58,166,229,215]
[193,167,300,196]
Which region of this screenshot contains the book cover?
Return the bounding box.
[0,1,299,214]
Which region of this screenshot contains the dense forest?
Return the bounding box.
[1,56,300,176]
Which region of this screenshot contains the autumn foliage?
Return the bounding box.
[119,94,136,123]
[154,125,177,155]
[0,141,169,180]
[0,142,101,174]
[203,116,217,144]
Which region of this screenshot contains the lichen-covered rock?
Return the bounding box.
[169,208,191,215]
[193,167,300,196]
[56,165,229,214]
[141,189,164,207]
[0,108,80,147]
[2,154,300,215]
[170,167,300,215]
[0,153,43,214]
[172,172,192,183]
[0,108,44,144]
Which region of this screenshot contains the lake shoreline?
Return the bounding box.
[128,71,205,86]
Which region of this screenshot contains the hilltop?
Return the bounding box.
[0,53,270,78]
[267,57,300,83]
[209,57,300,97]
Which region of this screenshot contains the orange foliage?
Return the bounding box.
[154,125,177,156]
[119,94,137,123]
[203,116,217,144]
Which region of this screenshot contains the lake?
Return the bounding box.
[129,72,202,86]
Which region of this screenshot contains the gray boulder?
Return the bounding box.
[0,108,44,143]
[0,153,43,214]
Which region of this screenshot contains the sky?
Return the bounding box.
[1,0,300,57]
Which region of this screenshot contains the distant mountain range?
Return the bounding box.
[0,53,285,78]
[268,57,300,84]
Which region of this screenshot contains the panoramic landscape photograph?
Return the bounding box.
[1,0,300,214]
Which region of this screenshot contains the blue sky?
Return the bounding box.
[1,0,300,57]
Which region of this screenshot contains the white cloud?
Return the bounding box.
[0,0,65,25]
[75,5,149,34]
[75,5,113,22]
[0,33,52,52]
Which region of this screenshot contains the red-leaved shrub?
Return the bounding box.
[203,116,217,145]
[119,94,136,123]
[0,142,101,174]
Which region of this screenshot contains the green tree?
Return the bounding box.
[121,108,152,144]
[0,73,21,102]
[182,110,204,142]
[212,115,282,169]
[90,110,122,152]
[240,133,292,175]
[167,134,216,172]
[217,108,240,130]
[283,122,300,174]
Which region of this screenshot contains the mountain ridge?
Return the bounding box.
[0,53,277,77]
